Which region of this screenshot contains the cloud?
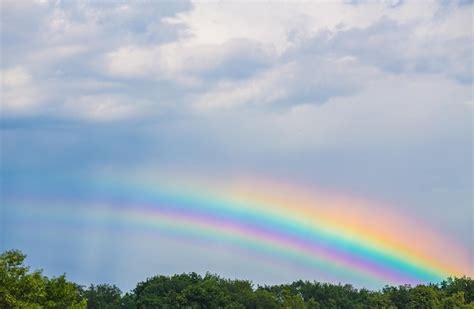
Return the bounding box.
[0,0,191,120]
[103,45,159,79]
[170,1,443,51]
[2,0,472,120]
[102,38,272,84]
[194,56,372,110]
[1,67,44,114]
[1,66,32,87]
[62,94,151,121]
[1,0,471,192]
[101,0,472,112]
[297,17,472,83]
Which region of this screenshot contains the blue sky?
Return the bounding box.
[1,0,472,290]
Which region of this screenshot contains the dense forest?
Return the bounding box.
[1,250,473,308]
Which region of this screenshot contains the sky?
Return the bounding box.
[1,0,473,291]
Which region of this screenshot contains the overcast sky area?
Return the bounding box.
[1,0,473,291]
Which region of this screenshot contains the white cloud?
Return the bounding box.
[101,0,472,112]
[413,1,473,39]
[103,45,159,79]
[194,56,374,110]
[0,67,43,113]
[102,38,272,85]
[1,0,471,119]
[169,1,443,52]
[0,1,190,120]
[62,94,150,121]
[1,67,32,87]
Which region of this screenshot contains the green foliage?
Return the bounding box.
[441,291,474,308]
[441,276,474,303]
[0,249,86,309]
[281,288,306,309]
[83,284,122,309]
[254,289,279,309]
[1,250,473,308]
[408,285,441,308]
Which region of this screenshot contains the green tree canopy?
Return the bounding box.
[1,250,473,309]
[0,250,86,308]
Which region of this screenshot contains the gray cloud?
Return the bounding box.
[294,17,472,84]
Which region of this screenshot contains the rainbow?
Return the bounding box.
[7,176,470,287]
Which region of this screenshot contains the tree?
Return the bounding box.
[441,277,474,303]
[306,298,320,309]
[441,291,474,308]
[83,284,122,309]
[384,285,411,308]
[0,250,86,308]
[281,288,306,309]
[2,249,474,308]
[224,279,255,308]
[254,289,279,309]
[408,285,440,308]
[119,292,137,309]
[0,250,46,308]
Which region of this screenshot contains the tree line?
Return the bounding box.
[1,249,473,308]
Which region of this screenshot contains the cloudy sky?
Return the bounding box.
[1,0,472,290]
